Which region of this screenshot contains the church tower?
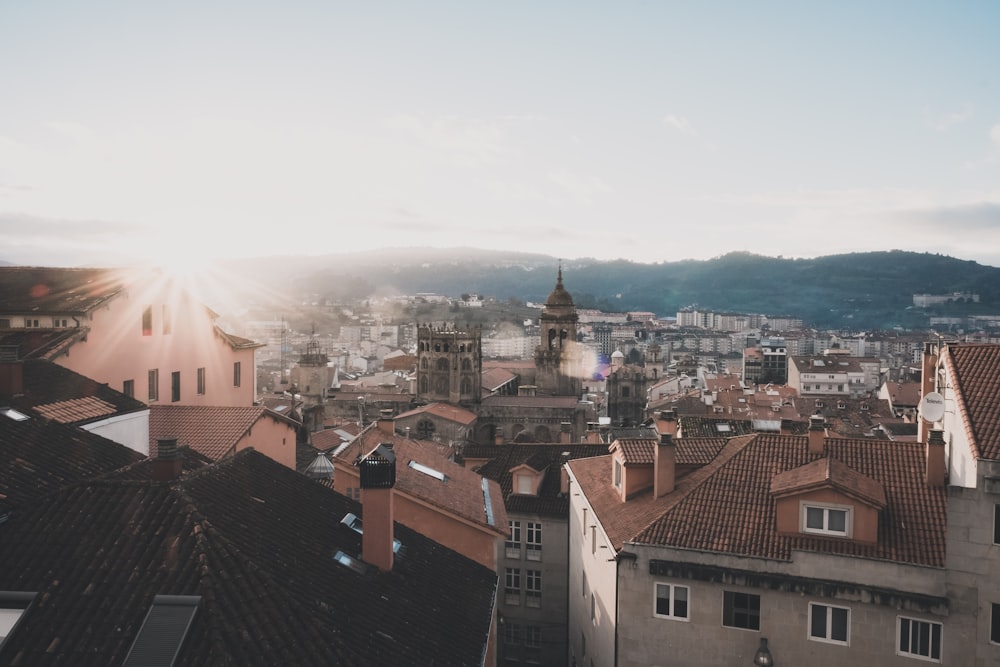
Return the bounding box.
[416,324,482,406]
[534,267,583,396]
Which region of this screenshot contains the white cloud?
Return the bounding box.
[662,114,698,137]
[932,105,973,131]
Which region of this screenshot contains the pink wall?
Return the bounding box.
[236,415,297,469]
[56,275,256,407]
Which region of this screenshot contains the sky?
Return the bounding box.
[2,1,1000,269]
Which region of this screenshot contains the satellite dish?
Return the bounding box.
[919,391,945,423]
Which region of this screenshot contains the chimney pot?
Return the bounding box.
[152,438,183,482]
[926,429,946,487]
[808,415,826,455]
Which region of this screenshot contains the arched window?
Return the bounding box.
[436,358,449,371]
[461,377,473,394]
[435,377,448,394]
[461,358,471,371]
[416,419,435,439]
[548,329,557,350]
[419,377,428,393]
[420,358,428,370]
[434,343,441,352]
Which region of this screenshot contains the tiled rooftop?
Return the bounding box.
[2,359,147,422]
[335,426,507,534]
[0,267,127,312]
[0,449,498,666]
[944,343,1000,461]
[0,410,144,512]
[620,434,945,567]
[396,402,478,425]
[149,405,296,461]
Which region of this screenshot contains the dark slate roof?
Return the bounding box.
[944,343,1000,461]
[0,449,497,666]
[0,410,144,513]
[471,444,608,517]
[0,267,127,313]
[3,359,148,425]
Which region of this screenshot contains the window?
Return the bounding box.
[516,474,534,495]
[622,385,630,398]
[142,306,152,336]
[123,379,134,398]
[148,369,159,401]
[582,571,588,598]
[503,621,520,650]
[0,592,36,650]
[590,593,596,622]
[994,505,1000,545]
[803,503,850,536]
[524,625,542,662]
[233,361,241,387]
[504,568,520,606]
[613,459,622,489]
[992,603,1000,644]
[654,583,689,620]
[525,570,541,608]
[171,371,181,402]
[897,616,941,661]
[723,591,760,630]
[506,520,522,559]
[162,304,171,335]
[24,318,39,328]
[809,603,849,644]
[526,522,542,560]
[197,368,205,395]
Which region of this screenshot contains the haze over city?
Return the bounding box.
[2,1,1000,268]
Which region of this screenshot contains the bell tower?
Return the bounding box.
[534,265,583,396]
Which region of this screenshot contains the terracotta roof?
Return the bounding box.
[0,450,498,666]
[0,410,144,512]
[335,426,507,535]
[472,444,608,518]
[632,434,945,567]
[885,381,922,408]
[149,405,296,461]
[33,396,117,423]
[480,395,581,409]
[0,267,127,313]
[613,438,655,465]
[943,343,1000,461]
[771,456,887,508]
[482,367,518,391]
[396,402,478,426]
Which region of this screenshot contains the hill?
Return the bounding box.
[219,248,1000,330]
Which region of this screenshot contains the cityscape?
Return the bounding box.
[3,2,1000,665]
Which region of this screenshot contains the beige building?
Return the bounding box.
[566,411,952,666]
[787,354,881,397]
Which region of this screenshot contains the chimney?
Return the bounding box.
[808,415,826,455]
[377,413,394,435]
[357,443,397,572]
[0,362,23,397]
[494,426,504,446]
[152,438,183,482]
[926,429,946,487]
[559,422,572,444]
[780,418,795,436]
[918,342,940,443]
[654,433,676,498]
[559,451,571,494]
[659,409,678,438]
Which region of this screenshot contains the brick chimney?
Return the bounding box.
[808,415,826,455]
[926,429,946,487]
[780,418,795,436]
[0,362,23,397]
[152,438,183,482]
[494,426,504,446]
[654,433,676,498]
[559,422,572,444]
[377,413,394,435]
[659,409,678,438]
[357,443,397,572]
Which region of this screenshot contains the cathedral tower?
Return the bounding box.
[534,267,584,396]
[416,324,482,406]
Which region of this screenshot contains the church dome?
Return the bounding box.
[545,268,575,308]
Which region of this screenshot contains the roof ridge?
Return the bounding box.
[943,346,980,461]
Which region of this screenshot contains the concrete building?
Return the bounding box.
[566,413,951,666]
[787,355,881,397]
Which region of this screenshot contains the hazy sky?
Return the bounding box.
[2,1,1000,268]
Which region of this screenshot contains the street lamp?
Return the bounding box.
[752,637,773,667]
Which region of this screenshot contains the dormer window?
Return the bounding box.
[516,473,534,495]
[613,459,623,489]
[802,503,851,537]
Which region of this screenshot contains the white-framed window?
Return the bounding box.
[525,570,541,608]
[613,459,623,489]
[809,602,849,645]
[148,369,159,401]
[506,520,522,559]
[197,367,206,395]
[897,616,942,661]
[802,502,851,537]
[526,522,542,560]
[504,568,521,606]
[723,591,760,631]
[654,583,690,621]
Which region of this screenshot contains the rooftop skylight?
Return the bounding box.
[0,407,28,422]
[409,460,447,481]
[340,513,402,553]
[333,550,369,575]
